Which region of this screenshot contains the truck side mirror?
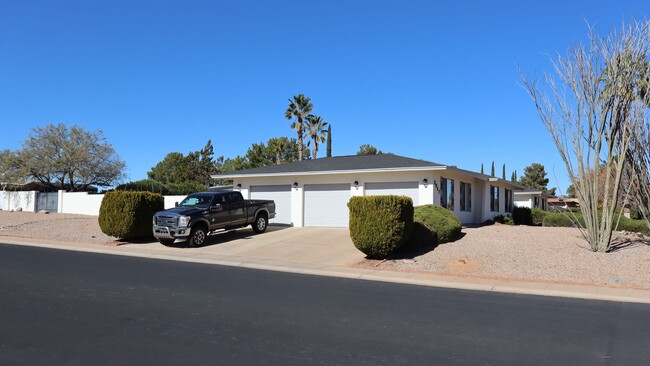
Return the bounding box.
[175,201,179,207]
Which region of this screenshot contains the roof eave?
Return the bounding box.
[212,165,448,179]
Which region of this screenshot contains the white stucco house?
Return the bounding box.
[513,190,554,211]
[213,154,524,227]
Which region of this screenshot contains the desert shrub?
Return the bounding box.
[99,191,164,240]
[531,208,549,226]
[413,205,462,243]
[493,214,514,225]
[512,206,533,225]
[348,195,414,259]
[542,212,577,227]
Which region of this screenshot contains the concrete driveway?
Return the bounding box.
[119,225,366,270]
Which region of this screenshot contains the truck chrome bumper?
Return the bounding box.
[153,225,191,239]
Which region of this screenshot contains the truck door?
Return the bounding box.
[226,192,247,225]
[209,194,230,229]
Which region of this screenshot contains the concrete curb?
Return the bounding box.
[2,236,649,305]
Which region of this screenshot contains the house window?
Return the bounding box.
[533,196,539,208]
[460,182,471,212]
[490,185,500,212]
[505,189,513,213]
[440,177,454,210]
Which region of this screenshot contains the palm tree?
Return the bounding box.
[305,115,328,159]
[267,137,287,165]
[285,94,313,161]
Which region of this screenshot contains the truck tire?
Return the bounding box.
[188,225,207,247]
[157,238,175,246]
[252,214,268,234]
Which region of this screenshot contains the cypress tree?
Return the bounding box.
[491,161,495,176]
[502,164,506,180]
[480,163,484,174]
[326,125,332,157]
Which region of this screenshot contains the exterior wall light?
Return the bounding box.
[353,180,359,188]
[422,179,428,187]
[293,182,298,188]
[236,183,242,189]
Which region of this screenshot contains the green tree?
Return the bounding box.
[511,170,517,182]
[357,144,382,155]
[305,115,328,159]
[502,164,506,180]
[326,125,332,158]
[285,94,313,161]
[566,184,576,198]
[480,163,484,174]
[148,140,216,185]
[15,123,126,191]
[519,163,550,191]
[490,161,495,176]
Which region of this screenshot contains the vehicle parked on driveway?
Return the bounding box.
[152,190,276,247]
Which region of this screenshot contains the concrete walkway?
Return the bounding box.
[2,226,650,305]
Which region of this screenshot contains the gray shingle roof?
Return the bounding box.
[213,154,444,177]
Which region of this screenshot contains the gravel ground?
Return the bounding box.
[0,211,117,244]
[2,211,650,289]
[364,224,650,290]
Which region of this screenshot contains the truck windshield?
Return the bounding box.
[179,195,212,209]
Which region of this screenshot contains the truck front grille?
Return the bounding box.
[156,216,177,228]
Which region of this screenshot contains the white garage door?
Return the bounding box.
[304,183,351,227]
[250,185,292,225]
[365,182,419,206]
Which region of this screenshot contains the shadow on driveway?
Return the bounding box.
[163,224,291,248]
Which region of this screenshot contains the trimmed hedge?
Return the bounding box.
[617,216,650,235]
[413,204,462,244]
[542,212,580,227]
[348,195,414,259]
[116,179,207,195]
[99,191,164,240]
[512,206,533,226]
[531,208,549,226]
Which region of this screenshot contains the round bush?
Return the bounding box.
[348,195,414,259]
[99,191,164,240]
[413,205,462,244]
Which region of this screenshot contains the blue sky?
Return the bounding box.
[1,1,648,193]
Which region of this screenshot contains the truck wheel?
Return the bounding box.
[188,226,207,247]
[157,239,175,246]
[252,214,268,234]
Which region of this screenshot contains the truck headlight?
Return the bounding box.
[178,216,191,227]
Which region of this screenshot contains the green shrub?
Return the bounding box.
[512,206,533,225]
[348,195,414,259]
[616,216,650,235]
[542,212,577,227]
[99,191,164,240]
[116,179,206,195]
[413,205,462,244]
[493,215,513,225]
[403,221,437,251]
[531,208,549,226]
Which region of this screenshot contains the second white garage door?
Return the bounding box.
[250,185,292,225]
[365,182,419,206]
[303,183,351,227]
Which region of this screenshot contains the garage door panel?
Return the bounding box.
[250,185,292,225]
[304,183,350,227]
[365,182,419,206]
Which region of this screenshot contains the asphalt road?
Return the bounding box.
[1,243,649,365]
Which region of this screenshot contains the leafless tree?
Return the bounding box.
[520,20,650,252]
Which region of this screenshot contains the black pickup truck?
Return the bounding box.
[152,190,276,247]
